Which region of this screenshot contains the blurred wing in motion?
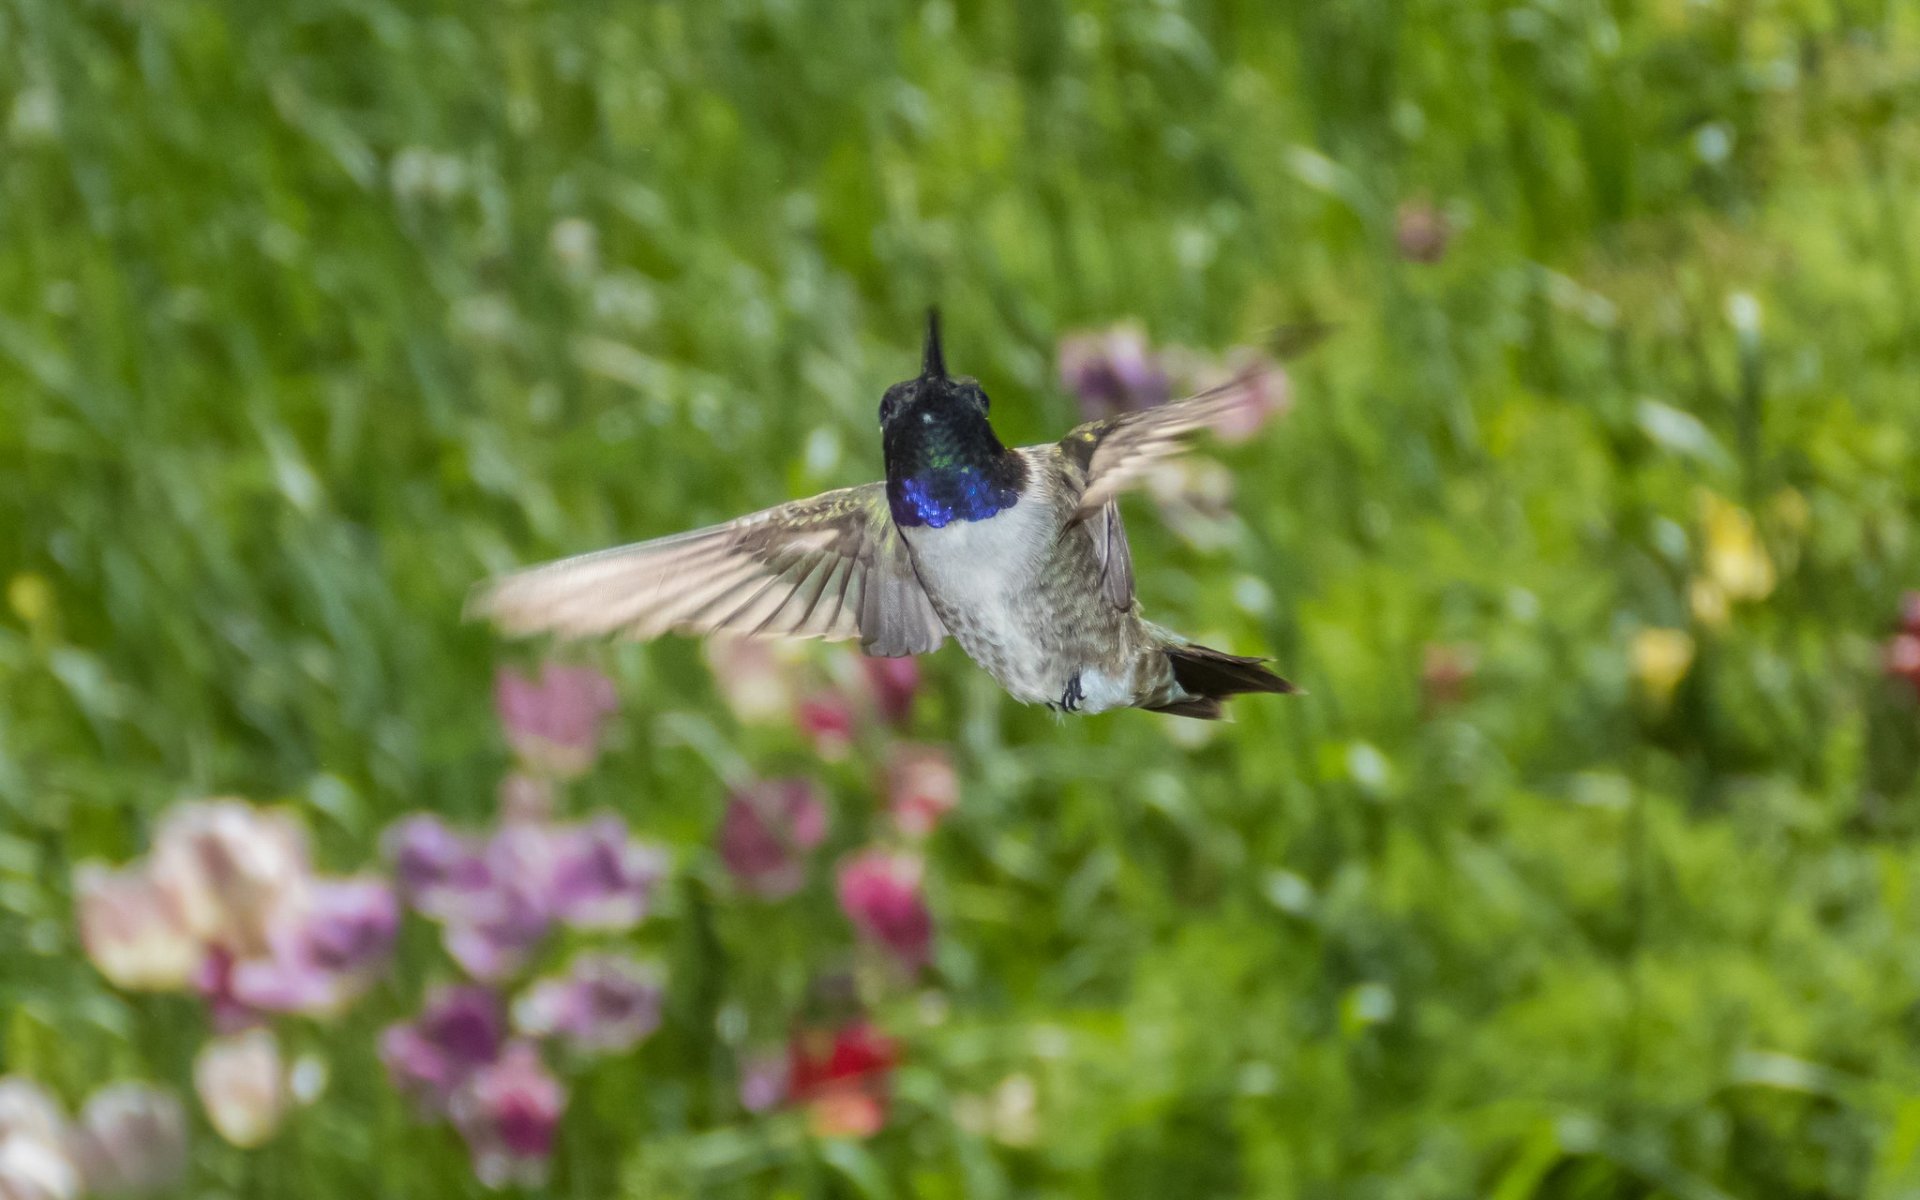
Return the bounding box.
[1057,381,1260,517]
[470,484,947,657]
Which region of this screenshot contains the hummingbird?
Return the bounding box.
[472,312,1293,719]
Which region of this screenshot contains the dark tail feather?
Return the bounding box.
[1149,643,1295,720]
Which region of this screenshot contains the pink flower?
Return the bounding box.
[1058,324,1171,420]
[515,953,663,1056]
[796,693,857,761]
[885,745,957,839]
[452,1042,565,1190]
[857,656,921,726]
[718,780,828,899]
[835,852,933,971]
[71,1084,188,1197]
[230,877,398,1018]
[494,665,619,779]
[1421,643,1479,711]
[381,987,507,1116]
[1887,632,1920,699]
[1395,199,1451,263]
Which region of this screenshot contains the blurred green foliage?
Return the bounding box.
[5,0,1920,1196]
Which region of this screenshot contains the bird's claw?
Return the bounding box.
[1059,673,1084,713]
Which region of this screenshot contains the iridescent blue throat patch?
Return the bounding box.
[889,467,1021,529]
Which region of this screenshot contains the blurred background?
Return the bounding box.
[5,0,1920,1196]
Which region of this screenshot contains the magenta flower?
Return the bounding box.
[452,1042,566,1190]
[515,953,663,1055]
[71,1083,189,1197]
[1058,324,1172,420]
[857,656,921,726]
[231,877,398,1017]
[494,664,619,779]
[836,852,934,971]
[382,986,508,1116]
[718,779,828,899]
[885,745,958,840]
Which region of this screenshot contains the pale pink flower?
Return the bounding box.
[193,1030,290,1149]
[494,664,619,779]
[72,863,200,992]
[71,1084,188,1196]
[149,800,311,958]
[230,877,398,1017]
[885,744,958,839]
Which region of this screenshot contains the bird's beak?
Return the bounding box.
[921,307,946,379]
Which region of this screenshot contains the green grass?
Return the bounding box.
[6,0,1920,1196]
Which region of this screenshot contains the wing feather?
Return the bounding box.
[470,483,947,656]
[1057,381,1260,517]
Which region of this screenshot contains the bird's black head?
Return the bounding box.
[877,310,1025,529]
[878,309,993,433]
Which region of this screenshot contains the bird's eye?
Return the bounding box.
[879,386,906,425]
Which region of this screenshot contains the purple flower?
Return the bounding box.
[836,852,934,971]
[718,779,828,900]
[494,664,619,779]
[384,815,489,918]
[1058,324,1171,420]
[231,877,398,1017]
[71,1084,188,1197]
[737,1050,789,1114]
[515,953,663,1056]
[545,815,666,931]
[382,987,507,1116]
[451,1042,565,1190]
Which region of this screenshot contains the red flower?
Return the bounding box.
[787,1021,899,1139]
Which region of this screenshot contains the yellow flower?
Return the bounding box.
[1699,490,1775,602]
[1632,628,1695,708]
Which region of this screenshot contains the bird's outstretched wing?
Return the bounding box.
[469,483,946,657]
[1056,381,1259,517]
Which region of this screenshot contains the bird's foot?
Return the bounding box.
[1058,672,1084,714]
